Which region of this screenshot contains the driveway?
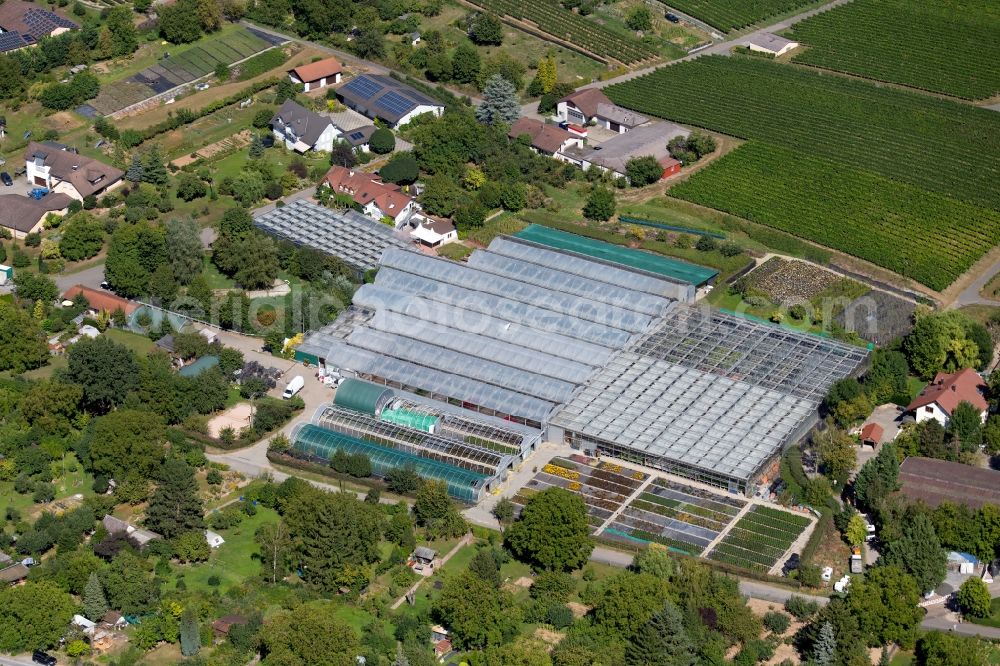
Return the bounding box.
[949,254,1000,307]
[54,262,106,294]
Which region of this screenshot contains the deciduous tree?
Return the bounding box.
[505,487,592,571]
[67,337,140,412]
[89,409,165,479]
[434,571,521,648]
[0,302,49,373]
[0,581,76,652]
[956,577,992,619]
[259,599,359,665]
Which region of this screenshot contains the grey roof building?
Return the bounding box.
[270,100,337,152]
[559,121,690,177]
[253,199,409,275]
[337,74,444,127]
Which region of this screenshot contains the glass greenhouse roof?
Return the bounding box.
[552,304,868,485]
[253,200,408,272]
[298,239,688,425]
[292,423,488,502]
[487,237,692,300]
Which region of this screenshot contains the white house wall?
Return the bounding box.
[395,105,444,128]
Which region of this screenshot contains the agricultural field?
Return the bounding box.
[512,457,646,529]
[669,142,1000,290]
[788,0,1000,100]
[606,56,1000,212]
[463,0,657,64]
[707,504,812,573]
[89,27,284,115]
[663,0,816,32]
[604,478,746,556]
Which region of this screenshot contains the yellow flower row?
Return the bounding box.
[543,463,580,480]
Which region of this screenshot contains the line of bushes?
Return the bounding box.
[109,77,282,148]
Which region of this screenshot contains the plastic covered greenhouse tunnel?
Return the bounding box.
[291,423,489,503]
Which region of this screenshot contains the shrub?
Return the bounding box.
[546,604,574,629]
[784,595,819,620]
[369,128,396,154]
[763,610,790,634]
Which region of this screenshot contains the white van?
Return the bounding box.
[282,375,304,399]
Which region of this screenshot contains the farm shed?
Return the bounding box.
[746,32,799,57]
[412,547,436,565]
[898,457,1000,509]
[288,57,343,92]
[549,306,867,494]
[337,74,444,128]
[253,200,409,278]
[859,422,883,448]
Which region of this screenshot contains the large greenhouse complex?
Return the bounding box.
[294,231,867,496]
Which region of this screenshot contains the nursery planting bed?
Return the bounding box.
[511,458,646,531]
[707,504,811,573]
[609,478,747,555]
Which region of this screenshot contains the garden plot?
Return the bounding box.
[511,458,646,530]
[604,478,746,556]
[736,258,841,302]
[91,27,285,114]
[707,505,812,573]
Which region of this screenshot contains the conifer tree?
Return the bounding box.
[813,621,836,666]
[625,600,695,666]
[83,572,109,621]
[476,75,520,125]
[179,607,200,656]
[125,155,144,183]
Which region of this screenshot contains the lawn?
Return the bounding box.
[105,328,157,356]
[20,355,67,381]
[169,506,279,593]
[970,597,1000,629]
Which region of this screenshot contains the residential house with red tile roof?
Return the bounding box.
[288,57,342,92]
[508,117,582,156]
[905,368,988,427]
[323,165,418,226]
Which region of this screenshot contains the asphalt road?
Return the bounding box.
[949,255,1000,307]
[0,655,36,666]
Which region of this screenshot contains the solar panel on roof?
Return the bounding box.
[374,91,416,118]
[0,32,27,52]
[348,131,365,141]
[342,76,384,100]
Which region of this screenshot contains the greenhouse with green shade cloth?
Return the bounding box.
[291,423,489,502]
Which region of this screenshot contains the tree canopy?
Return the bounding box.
[505,487,593,571]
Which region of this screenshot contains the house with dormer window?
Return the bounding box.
[270,100,338,153]
[23,141,123,201]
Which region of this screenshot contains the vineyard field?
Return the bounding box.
[464,0,656,64]
[789,0,1000,100]
[670,142,1000,290]
[663,0,815,32]
[605,56,1000,213]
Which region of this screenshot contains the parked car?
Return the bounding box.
[666,12,680,22]
[0,172,11,186]
[28,187,49,200]
[195,82,210,91]
[33,650,57,666]
[100,280,110,290]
